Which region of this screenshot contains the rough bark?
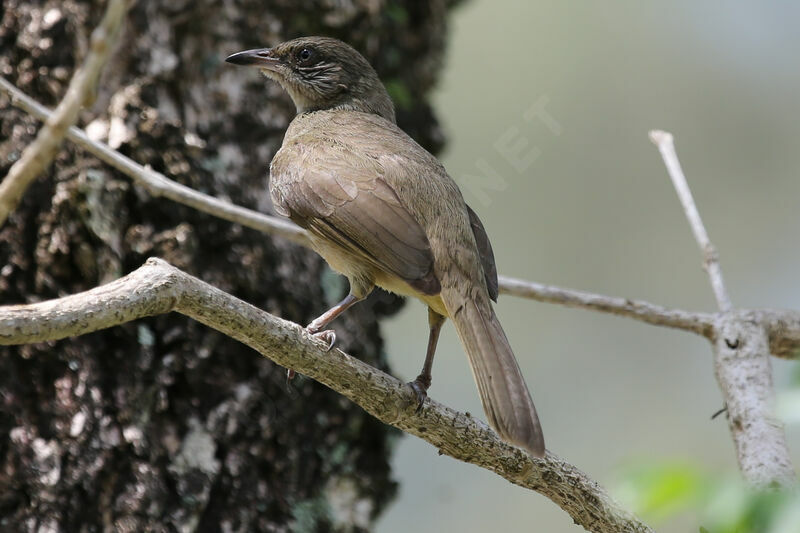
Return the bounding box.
[0,1,457,530]
[0,258,655,533]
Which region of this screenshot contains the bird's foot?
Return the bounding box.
[297,325,336,383]
[306,327,337,351]
[408,375,431,413]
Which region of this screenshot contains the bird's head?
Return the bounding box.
[225,36,395,123]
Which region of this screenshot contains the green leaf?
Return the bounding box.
[616,462,708,523]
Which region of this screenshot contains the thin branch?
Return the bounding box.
[3,79,799,358]
[0,76,310,247]
[0,80,717,340]
[0,258,653,533]
[499,275,715,337]
[0,0,129,227]
[650,130,796,488]
[649,130,732,312]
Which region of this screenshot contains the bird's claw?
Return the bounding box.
[289,327,336,387]
[308,328,336,351]
[408,379,428,413]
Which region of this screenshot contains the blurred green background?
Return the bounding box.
[377,1,800,531]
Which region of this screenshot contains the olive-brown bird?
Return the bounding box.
[226,37,545,457]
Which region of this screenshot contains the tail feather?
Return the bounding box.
[444,288,545,457]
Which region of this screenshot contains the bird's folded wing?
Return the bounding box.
[465,204,498,302]
[271,141,439,293]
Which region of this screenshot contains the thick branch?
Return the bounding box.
[0,0,129,227]
[0,258,653,533]
[714,316,795,487]
[2,62,797,489]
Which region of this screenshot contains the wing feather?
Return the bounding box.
[466,204,499,301]
[271,137,440,294]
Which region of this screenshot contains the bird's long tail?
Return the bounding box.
[443,287,545,457]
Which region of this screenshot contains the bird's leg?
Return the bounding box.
[409,308,446,412]
[305,292,362,349]
[288,284,370,382]
[288,293,362,382]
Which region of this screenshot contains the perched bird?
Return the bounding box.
[226,37,545,457]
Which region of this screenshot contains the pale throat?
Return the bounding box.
[260,69,314,113]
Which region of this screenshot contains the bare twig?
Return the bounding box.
[0,76,310,247]
[650,130,795,488]
[0,258,653,533]
[0,0,129,227]
[499,275,715,337]
[649,130,732,312]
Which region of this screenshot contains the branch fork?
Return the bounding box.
[650,130,795,488]
[1,61,799,531]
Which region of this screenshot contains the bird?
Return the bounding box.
[225,36,545,457]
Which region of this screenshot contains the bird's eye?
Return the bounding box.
[297,48,313,63]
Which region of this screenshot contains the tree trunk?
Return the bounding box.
[0,1,457,530]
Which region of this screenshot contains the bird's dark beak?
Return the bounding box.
[225,48,281,69]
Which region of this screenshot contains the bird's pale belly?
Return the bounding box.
[373,270,449,317]
[310,233,448,317]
